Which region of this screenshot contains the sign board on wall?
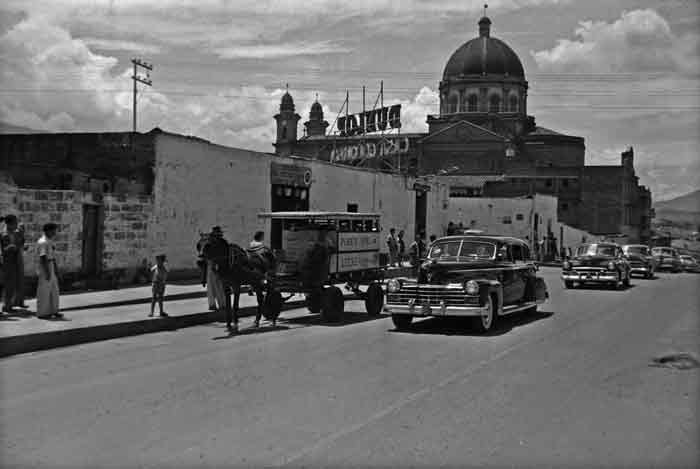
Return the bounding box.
[271,163,312,187]
[337,104,401,137]
[330,137,410,164]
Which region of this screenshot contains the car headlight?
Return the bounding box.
[464,280,479,295]
[387,278,401,293]
[607,261,616,270]
[563,261,571,270]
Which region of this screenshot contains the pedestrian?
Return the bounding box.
[397,230,406,266]
[446,221,456,236]
[386,228,398,267]
[202,226,229,313]
[1,214,27,313]
[246,230,275,328]
[457,222,465,234]
[36,223,62,319]
[409,231,427,274]
[429,234,437,247]
[149,254,169,317]
[196,232,215,310]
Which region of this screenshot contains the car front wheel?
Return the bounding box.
[472,294,497,333]
[564,280,574,289]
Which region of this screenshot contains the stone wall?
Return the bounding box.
[102,194,154,274]
[1,177,154,280]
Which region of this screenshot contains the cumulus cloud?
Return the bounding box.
[213,41,349,59]
[82,38,163,54]
[532,9,700,75]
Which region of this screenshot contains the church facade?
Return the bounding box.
[273,15,653,243]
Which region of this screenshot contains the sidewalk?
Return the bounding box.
[0,266,414,358]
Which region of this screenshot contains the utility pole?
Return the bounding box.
[131,58,153,133]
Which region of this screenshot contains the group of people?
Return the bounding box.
[386,228,436,270]
[0,215,62,319]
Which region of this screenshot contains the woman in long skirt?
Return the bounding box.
[36,223,62,319]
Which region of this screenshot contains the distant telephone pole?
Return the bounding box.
[131,58,153,133]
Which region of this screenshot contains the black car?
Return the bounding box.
[680,255,700,273]
[622,244,656,278]
[384,235,548,333]
[562,243,631,289]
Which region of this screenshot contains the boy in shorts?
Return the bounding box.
[149,254,168,317]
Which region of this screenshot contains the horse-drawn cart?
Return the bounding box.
[258,211,386,322]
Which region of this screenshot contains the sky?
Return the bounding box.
[1,0,698,201]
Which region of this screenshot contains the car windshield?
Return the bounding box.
[428,240,496,259]
[624,246,648,256]
[576,244,617,257]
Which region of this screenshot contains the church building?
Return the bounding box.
[273,15,653,243]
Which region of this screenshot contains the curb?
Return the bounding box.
[0,294,359,359]
[59,290,209,312]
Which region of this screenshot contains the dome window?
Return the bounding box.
[509,95,519,113]
[489,94,501,113]
[467,94,478,113]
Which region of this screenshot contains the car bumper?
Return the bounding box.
[562,271,618,282]
[630,266,652,275]
[384,302,489,317]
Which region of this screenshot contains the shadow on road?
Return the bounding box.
[211,324,290,340]
[390,310,554,337]
[282,312,386,327]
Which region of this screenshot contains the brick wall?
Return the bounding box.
[102,194,154,273]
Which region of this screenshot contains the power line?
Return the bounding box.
[131,58,153,132]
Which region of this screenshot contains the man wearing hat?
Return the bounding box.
[202,226,229,313]
[1,214,27,312]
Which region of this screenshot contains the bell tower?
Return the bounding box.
[273,85,300,156]
[304,95,328,137]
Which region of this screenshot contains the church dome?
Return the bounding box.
[280,91,295,111]
[442,17,525,80]
[310,100,323,115]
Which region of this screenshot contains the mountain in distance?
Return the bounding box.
[0,121,44,134]
[654,189,700,227]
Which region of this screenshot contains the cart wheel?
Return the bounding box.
[306,288,323,315]
[321,286,345,322]
[263,290,282,322]
[364,283,384,316]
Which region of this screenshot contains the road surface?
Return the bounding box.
[1,268,698,468]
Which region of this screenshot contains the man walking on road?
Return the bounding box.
[397,230,406,267]
[36,223,62,319]
[1,214,27,312]
[202,226,229,313]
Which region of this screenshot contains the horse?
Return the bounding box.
[219,243,278,332]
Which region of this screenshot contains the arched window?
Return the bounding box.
[448,94,458,113]
[467,94,478,112]
[489,94,501,113]
[509,95,519,113]
[282,126,287,139]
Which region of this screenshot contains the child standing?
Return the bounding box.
[149,254,169,317]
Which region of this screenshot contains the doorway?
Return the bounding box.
[82,204,102,277]
[414,190,427,236]
[270,184,310,250]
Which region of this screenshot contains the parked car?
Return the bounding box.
[651,247,682,272]
[384,235,548,333]
[679,255,700,273]
[621,244,656,278]
[562,242,631,289]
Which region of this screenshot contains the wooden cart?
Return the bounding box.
[258,211,386,322]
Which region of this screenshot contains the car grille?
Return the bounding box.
[572,267,606,273]
[387,284,477,306]
[629,261,646,268]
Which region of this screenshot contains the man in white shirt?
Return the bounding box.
[36,223,62,319]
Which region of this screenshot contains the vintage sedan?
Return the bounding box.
[622,244,656,278]
[651,247,682,272]
[384,235,548,333]
[680,255,700,273]
[562,243,631,289]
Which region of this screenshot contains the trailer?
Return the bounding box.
[258,211,386,322]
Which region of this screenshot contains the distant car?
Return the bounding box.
[651,247,682,272]
[679,255,700,273]
[384,235,548,333]
[562,242,631,289]
[622,244,656,278]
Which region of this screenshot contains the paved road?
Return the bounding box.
[1,268,698,468]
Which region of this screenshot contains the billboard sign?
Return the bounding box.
[336,104,401,137]
[330,136,410,164]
